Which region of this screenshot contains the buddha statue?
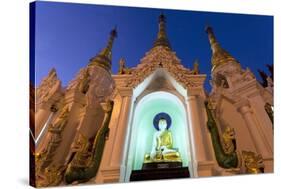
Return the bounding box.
[144,113,182,163]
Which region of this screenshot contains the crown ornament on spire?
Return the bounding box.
[205,26,238,72]
[89,27,117,71]
[153,13,171,49]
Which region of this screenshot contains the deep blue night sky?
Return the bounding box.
[33,1,273,91]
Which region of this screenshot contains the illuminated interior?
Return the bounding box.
[123,91,192,181]
[120,69,195,182]
[133,91,190,168]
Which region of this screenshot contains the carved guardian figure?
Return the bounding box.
[205,101,238,168]
[222,127,236,155]
[242,151,264,174]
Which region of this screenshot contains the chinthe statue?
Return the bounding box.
[144,113,181,163]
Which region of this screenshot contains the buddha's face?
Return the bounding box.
[158,118,167,131]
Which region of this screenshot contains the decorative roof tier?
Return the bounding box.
[153,14,171,49]
[205,26,239,72]
[89,28,117,71]
[122,14,206,88]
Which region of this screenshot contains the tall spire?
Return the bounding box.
[205,26,238,71]
[153,13,171,49]
[89,27,117,71]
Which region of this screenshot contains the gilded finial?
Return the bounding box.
[89,27,118,71]
[100,27,117,59]
[192,59,200,74]
[153,13,171,49]
[118,58,132,75]
[205,26,238,72]
[205,26,218,51]
[159,13,166,23]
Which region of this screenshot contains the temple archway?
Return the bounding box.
[121,69,194,182]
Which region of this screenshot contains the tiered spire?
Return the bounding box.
[205,26,238,71]
[153,14,171,49]
[89,27,117,71]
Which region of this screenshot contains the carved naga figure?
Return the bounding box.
[48,105,70,133]
[38,165,65,187]
[64,100,114,184]
[205,101,238,168]
[35,104,70,184]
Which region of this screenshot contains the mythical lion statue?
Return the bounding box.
[242,151,264,174]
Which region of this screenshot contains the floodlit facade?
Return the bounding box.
[32,14,273,187]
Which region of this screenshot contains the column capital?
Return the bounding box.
[186,95,197,101]
[186,93,206,103]
[117,87,133,97]
[186,87,206,99]
[234,99,252,114]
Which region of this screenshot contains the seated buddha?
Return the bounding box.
[144,114,182,163]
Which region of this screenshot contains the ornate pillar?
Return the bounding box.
[186,95,208,162]
[110,88,132,167]
[95,87,133,183]
[186,87,215,177]
[236,100,271,158]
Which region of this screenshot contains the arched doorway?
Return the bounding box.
[122,90,194,181]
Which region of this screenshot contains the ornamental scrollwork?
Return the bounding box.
[126,46,203,89]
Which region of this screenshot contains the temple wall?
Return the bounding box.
[219,99,256,154]
[95,90,132,183]
[248,94,273,154]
